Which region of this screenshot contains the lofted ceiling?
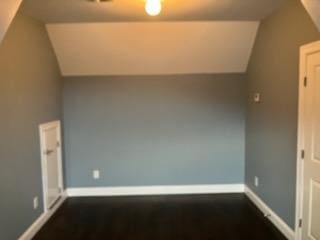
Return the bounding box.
[13,0,292,76]
[47,21,259,76]
[2,0,319,76]
[21,0,286,23]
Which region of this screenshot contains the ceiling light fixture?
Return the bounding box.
[87,0,112,3]
[145,0,162,16]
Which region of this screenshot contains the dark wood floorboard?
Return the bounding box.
[33,194,288,240]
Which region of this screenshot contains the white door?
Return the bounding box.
[40,121,63,210]
[301,46,320,240]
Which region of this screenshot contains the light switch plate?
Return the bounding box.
[254,93,261,103]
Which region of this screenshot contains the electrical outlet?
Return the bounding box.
[93,170,100,179]
[254,176,259,187]
[33,197,38,210]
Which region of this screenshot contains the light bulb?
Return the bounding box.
[145,0,162,16]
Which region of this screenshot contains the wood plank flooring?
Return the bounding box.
[33,194,288,240]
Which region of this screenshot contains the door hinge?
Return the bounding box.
[299,219,303,228]
[304,77,308,87]
[56,141,60,148]
[301,150,305,159]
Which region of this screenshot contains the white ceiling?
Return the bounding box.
[0,0,22,43]
[47,21,259,76]
[21,0,286,23]
[301,0,320,31]
[19,0,285,76]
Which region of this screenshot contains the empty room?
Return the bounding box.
[1,0,320,239]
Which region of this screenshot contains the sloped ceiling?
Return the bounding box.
[1,0,318,77]
[47,21,259,76]
[0,0,22,43]
[22,0,285,23]
[3,0,291,76]
[301,0,320,31]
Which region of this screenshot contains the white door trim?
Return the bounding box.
[39,120,64,212]
[296,40,320,240]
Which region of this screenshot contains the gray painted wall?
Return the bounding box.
[0,12,62,240]
[63,74,246,187]
[245,0,320,229]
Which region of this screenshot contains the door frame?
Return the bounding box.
[296,40,320,240]
[39,120,64,212]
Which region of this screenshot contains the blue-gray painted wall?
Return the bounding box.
[245,0,320,229]
[0,12,62,240]
[3,1,319,237]
[63,74,246,187]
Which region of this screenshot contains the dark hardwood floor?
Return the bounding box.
[33,194,288,240]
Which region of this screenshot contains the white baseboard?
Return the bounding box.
[245,186,295,240]
[18,194,67,240]
[67,184,245,197]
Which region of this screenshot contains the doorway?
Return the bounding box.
[39,121,64,211]
[297,41,320,240]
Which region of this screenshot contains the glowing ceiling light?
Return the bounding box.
[145,0,162,16]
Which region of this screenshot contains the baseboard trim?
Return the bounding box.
[18,193,67,240]
[67,184,245,197]
[245,186,295,240]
